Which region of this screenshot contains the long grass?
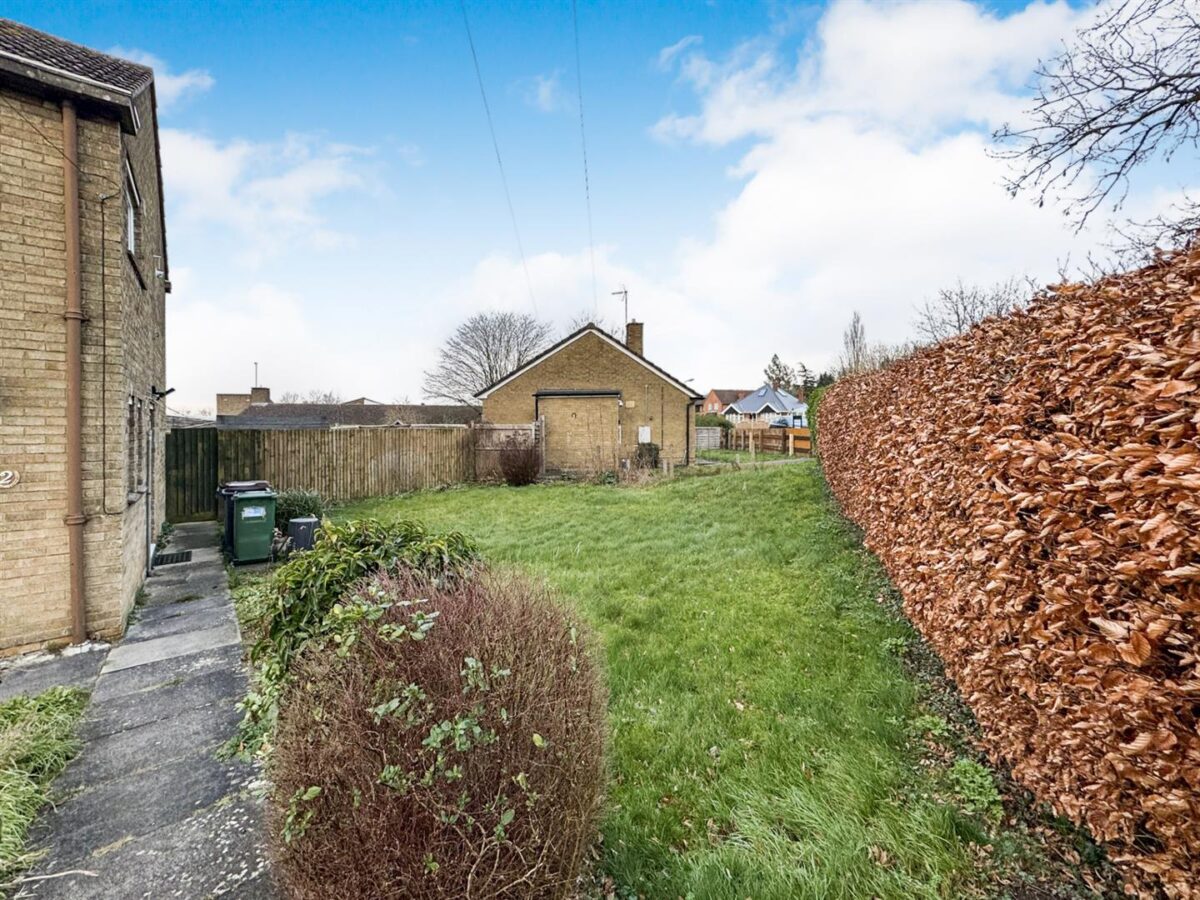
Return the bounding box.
[0,686,88,887]
[698,448,793,463]
[338,467,1090,897]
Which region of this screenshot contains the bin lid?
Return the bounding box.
[232,489,276,501]
[221,480,270,492]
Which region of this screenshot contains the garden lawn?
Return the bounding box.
[698,448,793,463]
[339,467,999,898]
[0,686,87,888]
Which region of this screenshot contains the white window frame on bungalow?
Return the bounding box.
[124,159,141,257]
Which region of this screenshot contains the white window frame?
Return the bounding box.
[124,160,142,256]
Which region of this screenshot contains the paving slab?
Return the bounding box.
[80,666,246,742]
[0,646,107,701]
[91,644,243,702]
[122,598,236,644]
[101,621,240,673]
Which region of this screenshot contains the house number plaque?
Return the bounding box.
[0,470,19,488]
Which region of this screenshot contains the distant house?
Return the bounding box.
[700,388,752,415]
[0,21,168,653]
[724,384,808,427]
[213,387,479,429]
[476,321,701,472]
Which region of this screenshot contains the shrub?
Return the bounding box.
[497,434,540,486]
[634,441,660,469]
[695,412,732,430]
[233,519,477,756]
[269,570,607,900]
[274,488,325,530]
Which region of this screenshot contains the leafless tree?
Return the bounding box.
[837,311,919,377]
[564,310,622,339]
[838,311,868,376]
[278,389,344,404]
[913,278,1032,343]
[994,0,1200,244]
[423,311,553,405]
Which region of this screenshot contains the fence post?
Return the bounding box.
[789,432,794,457]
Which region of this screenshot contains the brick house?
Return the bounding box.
[0,22,168,654]
[477,321,701,471]
[700,388,752,416]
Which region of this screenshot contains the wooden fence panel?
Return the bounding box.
[166,425,482,521]
[726,427,812,456]
[165,427,218,522]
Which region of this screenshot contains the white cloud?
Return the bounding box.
[109,47,214,109]
[520,71,569,113]
[167,281,406,411]
[160,129,365,264]
[632,0,1117,383]
[657,35,702,70]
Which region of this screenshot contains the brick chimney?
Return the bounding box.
[249,386,271,405]
[625,320,644,356]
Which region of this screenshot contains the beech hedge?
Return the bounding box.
[818,250,1200,896]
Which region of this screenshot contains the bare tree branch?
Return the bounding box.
[993,0,1200,239]
[913,277,1033,344]
[423,312,553,405]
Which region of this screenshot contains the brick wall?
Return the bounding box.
[481,331,695,467]
[0,84,166,654]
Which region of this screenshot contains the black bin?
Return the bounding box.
[288,516,320,552]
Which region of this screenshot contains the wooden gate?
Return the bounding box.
[165,427,218,522]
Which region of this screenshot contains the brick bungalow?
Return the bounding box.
[0,21,168,654]
[477,321,701,471]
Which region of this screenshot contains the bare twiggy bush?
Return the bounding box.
[269,570,607,900]
[497,434,540,486]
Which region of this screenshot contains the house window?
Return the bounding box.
[125,189,137,254]
[126,397,136,493]
[125,164,141,256]
[136,399,145,490]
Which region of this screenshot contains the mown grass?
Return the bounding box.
[698,448,793,463]
[0,686,87,889]
[338,466,1071,898]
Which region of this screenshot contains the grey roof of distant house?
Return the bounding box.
[0,19,152,93]
[216,403,481,430]
[725,384,804,415]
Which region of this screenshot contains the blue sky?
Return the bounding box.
[5,1,1188,411]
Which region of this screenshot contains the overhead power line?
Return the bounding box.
[459,0,538,313]
[571,0,599,316]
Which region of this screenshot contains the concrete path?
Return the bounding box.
[12,523,274,899]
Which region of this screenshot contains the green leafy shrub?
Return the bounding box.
[269,570,607,900]
[807,385,828,452]
[947,758,1002,820]
[696,412,732,430]
[274,488,325,530]
[233,519,477,756]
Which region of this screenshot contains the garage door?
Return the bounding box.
[541,395,619,472]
